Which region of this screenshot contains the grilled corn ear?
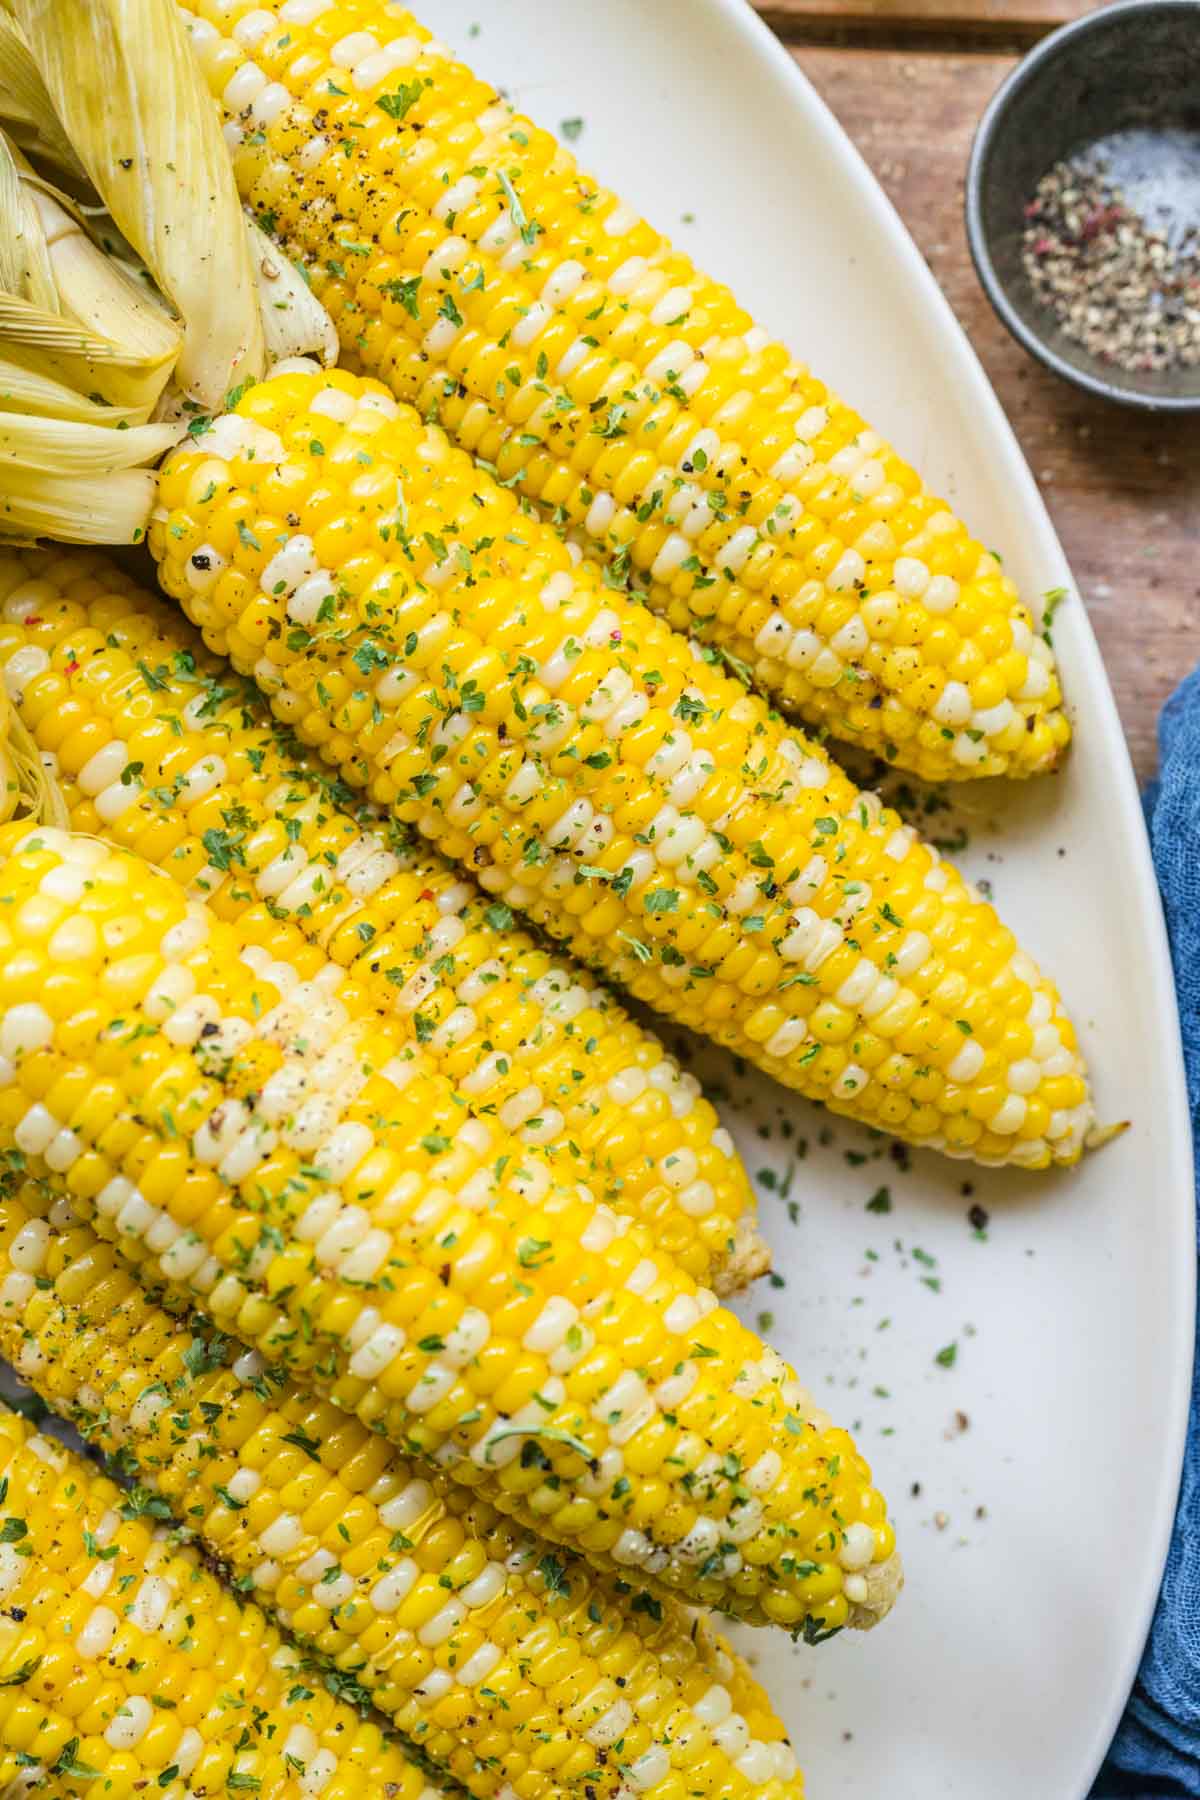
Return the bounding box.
[151,368,1094,1169]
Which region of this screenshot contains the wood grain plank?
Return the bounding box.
[792,45,1200,781]
[755,0,1104,49]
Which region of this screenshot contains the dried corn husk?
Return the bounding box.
[0,2,333,547]
[0,125,181,540]
[0,127,55,308]
[0,130,182,419]
[0,289,179,419]
[0,357,147,423]
[0,410,177,471]
[0,710,68,826]
[0,569,68,827]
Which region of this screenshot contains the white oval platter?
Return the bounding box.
[430,3,1195,1795]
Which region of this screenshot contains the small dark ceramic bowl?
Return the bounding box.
[966,0,1200,411]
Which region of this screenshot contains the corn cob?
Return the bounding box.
[0,1408,439,1800]
[175,0,1069,783]
[0,824,898,1631]
[151,367,1094,1169]
[0,1178,804,1800]
[0,546,760,1291]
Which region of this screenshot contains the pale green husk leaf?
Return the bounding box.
[0,409,178,471]
[0,129,56,309]
[0,459,161,543]
[247,217,338,370]
[0,16,83,185]
[6,0,265,407]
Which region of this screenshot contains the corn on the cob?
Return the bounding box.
[0,1407,438,1800]
[0,546,760,1290]
[0,822,897,1631]
[0,1178,805,1800]
[151,367,1094,1169]
[175,0,1069,783]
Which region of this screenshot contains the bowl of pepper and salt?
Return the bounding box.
[966,0,1200,411]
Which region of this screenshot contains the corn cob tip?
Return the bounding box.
[1085,1117,1129,1151]
[845,1549,904,1629]
[714,1210,773,1295]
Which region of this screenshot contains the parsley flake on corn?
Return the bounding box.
[0,546,761,1290]
[0,1406,436,1800]
[0,1178,805,1800]
[150,367,1095,1169]
[0,824,899,1632]
[177,0,1070,782]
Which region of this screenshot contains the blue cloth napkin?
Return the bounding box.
[1093,667,1200,1797]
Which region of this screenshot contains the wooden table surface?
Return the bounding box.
[754,0,1200,782]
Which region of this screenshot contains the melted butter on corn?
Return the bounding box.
[151,368,1095,1169]
[177,0,1070,783]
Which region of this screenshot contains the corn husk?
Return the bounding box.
[0,456,162,544]
[246,216,339,370]
[0,125,55,308]
[0,127,183,420]
[0,304,179,417]
[0,357,148,423]
[0,280,180,420]
[0,579,68,828]
[0,410,177,471]
[29,182,178,356]
[0,386,179,544]
[0,711,68,827]
[0,3,332,550]
[6,0,265,408]
[0,16,84,188]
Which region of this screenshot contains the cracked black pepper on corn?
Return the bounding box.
[150,367,1094,1169]
[178,0,1070,782]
